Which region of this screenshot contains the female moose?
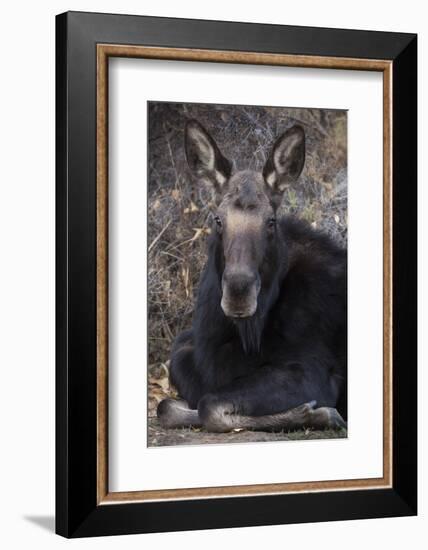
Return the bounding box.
[157,119,347,433]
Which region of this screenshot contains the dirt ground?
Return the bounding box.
[148,417,347,447]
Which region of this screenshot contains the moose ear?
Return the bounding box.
[263,125,305,197]
[185,119,231,191]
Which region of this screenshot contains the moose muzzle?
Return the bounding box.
[221,269,261,319]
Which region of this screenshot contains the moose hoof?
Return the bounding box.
[311,406,347,430]
[157,398,191,429]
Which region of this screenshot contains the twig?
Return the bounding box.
[307,111,328,137]
[163,122,180,191]
[148,219,172,253]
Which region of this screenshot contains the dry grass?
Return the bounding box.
[147,101,347,423]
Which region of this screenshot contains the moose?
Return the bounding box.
[157,119,347,433]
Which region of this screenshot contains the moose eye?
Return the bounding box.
[268,217,276,228]
[214,215,222,228]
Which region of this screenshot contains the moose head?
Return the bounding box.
[185,119,305,320]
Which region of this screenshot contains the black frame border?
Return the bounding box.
[56,11,417,537]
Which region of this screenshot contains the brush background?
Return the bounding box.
[148,101,348,422]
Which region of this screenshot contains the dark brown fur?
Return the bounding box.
[157,120,347,433]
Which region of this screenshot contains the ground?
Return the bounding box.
[148,417,347,447]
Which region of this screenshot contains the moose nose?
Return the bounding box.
[222,270,258,297]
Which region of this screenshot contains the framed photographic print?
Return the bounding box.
[56,11,417,538]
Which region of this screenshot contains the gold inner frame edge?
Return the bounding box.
[96,44,393,505]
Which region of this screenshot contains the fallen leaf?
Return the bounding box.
[189,227,209,242]
[183,201,199,214]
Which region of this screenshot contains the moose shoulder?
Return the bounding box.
[157,119,347,433]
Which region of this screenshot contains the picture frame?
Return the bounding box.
[56,11,417,538]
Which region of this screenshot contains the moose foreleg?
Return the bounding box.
[198,396,346,433]
[157,397,345,433]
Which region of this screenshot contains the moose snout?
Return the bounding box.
[221,269,260,319]
[222,269,258,296]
